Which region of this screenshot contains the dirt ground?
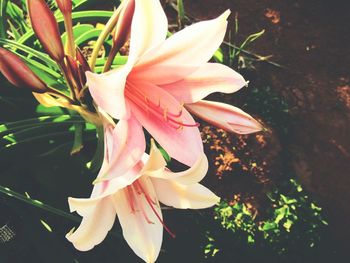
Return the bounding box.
[181,0,350,255]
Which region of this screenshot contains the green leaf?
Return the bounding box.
[75,28,104,46]
[18,10,114,46]
[61,24,94,45]
[0,185,80,222]
[7,19,21,40]
[262,221,277,231]
[177,0,185,28]
[70,122,84,155]
[0,0,9,38]
[159,146,171,162]
[86,125,103,172]
[0,38,58,68]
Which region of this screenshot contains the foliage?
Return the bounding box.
[204,179,328,261]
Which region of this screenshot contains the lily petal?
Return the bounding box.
[161,63,247,103]
[86,66,131,120]
[152,179,220,209]
[97,117,146,181]
[141,139,167,178]
[128,0,167,64]
[66,196,116,251]
[186,100,263,134]
[149,151,208,185]
[129,82,203,166]
[133,10,231,85]
[114,178,163,263]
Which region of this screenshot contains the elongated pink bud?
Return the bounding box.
[27,0,64,62]
[186,100,263,134]
[56,0,72,15]
[0,47,48,93]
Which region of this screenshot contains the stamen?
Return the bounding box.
[125,84,199,130]
[126,186,136,213]
[135,181,176,238]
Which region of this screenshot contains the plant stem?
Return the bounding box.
[89,7,123,71]
[63,14,76,58]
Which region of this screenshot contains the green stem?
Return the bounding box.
[0,185,80,223]
[89,7,122,71]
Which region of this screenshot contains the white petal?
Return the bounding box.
[149,152,209,185]
[66,196,116,251]
[133,10,231,85]
[114,178,163,263]
[160,63,246,103]
[152,179,220,209]
[128,0,168,63]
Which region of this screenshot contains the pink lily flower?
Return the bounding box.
[66,138,219,263]
[86,0,261,167]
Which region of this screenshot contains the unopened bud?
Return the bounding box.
[65,55,82,91]
[27,0,64,62]
[56,0,72,15]
[113,0,135,48]
[0,47,48,93]
[75,47,91,73]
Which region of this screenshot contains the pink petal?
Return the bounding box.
[152,179,220,209]
[129,81,203,166]
[114,177,163,263]
[161,63,247,103]
[128,0,168,64]
[132,10,231,85]
[66,197,116,251]
[186,100,263,134]
[96,117,146,182]
[86,67,131,120]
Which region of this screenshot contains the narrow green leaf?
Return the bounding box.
[177,0,185,28]
[0,0,9,38]
[0,185,80,222]
[0,38,58,68]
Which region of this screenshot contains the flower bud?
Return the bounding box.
[0,47,48,93]
[75,47,91,73]
[27,0,64,62]
[113,0,135,49]
[56,0,72,16]
[65,55,82,92]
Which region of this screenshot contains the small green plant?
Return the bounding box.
[205,179,328,261]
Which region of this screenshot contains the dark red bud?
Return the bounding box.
[0,47,48,93]
[27,0,65,62]
[113,0,135,48]
[75,47,91,72]
[56,0,72,15]
[65,55,82,91]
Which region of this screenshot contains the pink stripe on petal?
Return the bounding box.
[129,82,203,166]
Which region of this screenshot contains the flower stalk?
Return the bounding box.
[89,6,124,70]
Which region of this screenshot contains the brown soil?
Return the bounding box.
[181,0,350,255]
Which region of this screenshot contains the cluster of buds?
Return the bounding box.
[0,0,134,113]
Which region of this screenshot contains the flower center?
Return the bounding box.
[125,82,199,130]
[126,180,176,238]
